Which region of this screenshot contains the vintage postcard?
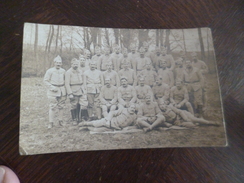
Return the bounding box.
[19,23,227,155]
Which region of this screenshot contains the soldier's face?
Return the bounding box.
[186,61,192,68]
[139,80,145,86]
[146,64,151,70]
[139,51,144,57]
[128,105,136,114]
[80,59,85,66]
[144,46,148,51]
[156,49,161,55]
[54,61,62,69]
[124,63,129,69]
[86,53,91,59]
[115,47,120,54]
[95,48,101,55]
[107,64,112,71]
[121,79,128,87]
[105,79,111,86]
[159,104,166,111]
[177,59,183,66]
[123,50,128,57]
[72,62,79,70]
[90,63,96,70]
[176,81,182,89]
[131,47,136,53]
[156,78,162,85]
[162,61,167,68]
[145,96,151,104]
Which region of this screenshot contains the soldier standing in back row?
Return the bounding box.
[183,60,204,117]
[65,58,88,125]
[84,61,104,120]
[43,55,66,129]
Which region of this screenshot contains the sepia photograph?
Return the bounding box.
[20,23,227,155]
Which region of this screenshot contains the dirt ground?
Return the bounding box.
[19,74,227,155]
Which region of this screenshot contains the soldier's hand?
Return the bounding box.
[51,88,58,92]
[125,103,130,108]
[176,104,181,108]
[69,94,74,99]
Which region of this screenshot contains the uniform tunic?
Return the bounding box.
[110,108,137,129]
[140,69,157,87]
[183,67,203,105]
[158,54,175,70]
[110,52,123,72]
[138,102,161,117]
[158,68,174,87]
[98,54,112,71]
[170,86,189,104]
[118,85,137,105]
[192,60,208,75]
[161,108,177,123]
[65,68,83,95]
[102,70,120,86]
[118,56,133,70]
[152,83,170,101]
[134,57,152,71]
[135,85,153,102]
[44,67,66,97]
[174,66,184,82]
[151,53,162,70]
[84,69,103,94]
[128,52,139,63]
[118,68,137,86]
[99,85,118,105]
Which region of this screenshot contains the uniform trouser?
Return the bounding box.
[48,95,66,123]
[87,93,101,118]
[101,103,117,117]
[70,95,88,110]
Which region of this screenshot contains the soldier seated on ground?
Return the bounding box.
[136,95,166,132]
[79,104,137,131]
[99,77,118,118]
[170,80,194,115]
[158,102,220,127]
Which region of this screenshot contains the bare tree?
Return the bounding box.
[198,28,205,60]
[165,29,170,53]
[34,24,38,75]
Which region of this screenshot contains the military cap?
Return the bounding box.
[54,55,62,62]
[120,76,128,81]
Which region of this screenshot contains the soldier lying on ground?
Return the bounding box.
[158,102,220,127]
[79,104,137,131]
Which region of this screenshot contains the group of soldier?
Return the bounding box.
[43,42,219,132]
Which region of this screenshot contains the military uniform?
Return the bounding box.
[43,67,66,127]
[65,68,88,123]
[118,68,137,86]
[102,70,120,87]
[84,69,103,119]
[118,56,133,70]
[170,86,194,114]
[99,85,118,117]
[183,66,204,116]
[89,108,137,130]
[152,83,170,104]
[134,56,152,74]
[136,101,165,130]
[157,54,175,71]
[174,66,185,82]
[135,85,154,105]
[97,54,112,71]
[128,52,139,62]
[118,85,137,107]
[158,68,174,87]
[151,53,162,71]
[140,69,157,87]
[110,52,123,72]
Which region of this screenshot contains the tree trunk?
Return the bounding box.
[48,25,54,53]
[34,24,38,76]
[114,29,119,45]
[54,25,59,55]
[138,29,149,48]
[198,28,205,60]
[182,29,187,55]
[165,29,170,53]
[156,29,159,46]
[160,29,164,46]
[59,26,63,55]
